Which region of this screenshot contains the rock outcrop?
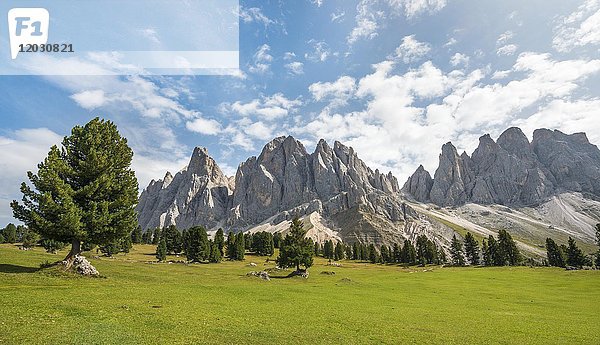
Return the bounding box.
[402,165,433,201]
[137,136,424,247]
[403,127,600,207]
[136,147,233,230]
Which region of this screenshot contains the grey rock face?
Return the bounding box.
[407,127,600,207]
[229,136,403,229]
[402,165,433,201]
[137,136,406,241]
[429,142,473,206]
[136,147,233,230]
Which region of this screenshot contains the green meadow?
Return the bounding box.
[0,244,598,345]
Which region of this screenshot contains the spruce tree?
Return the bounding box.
[481,239,490,266]
[401,239,416,264]
[163,225,182,254]
[368,244,378,263]
[566,237,586,267]
[0,232,5,243]
[3,224,18,243]
[226,232,236,259]
[463,232,480,265]
[545,238,566,267]
[156,236,167,262]
[345,244,353,260]
[314,242,321,256]
[273,232,282,249]
[214,228,225,256]
[497,230,520,266]
[11,118,138,267]
[450,234,465,266]
[352,242,360,260]
[152,228,161,245]
[425,240,438,264]
[393,243,401,263]
[334,242,345,261]
[209,240,222,263]
[416,235,428,266]
[235,232,245,261]
[276,217,314,271]
[186,226,210,262]
[487,235,502,266]
[380,245,390,263]
[131,225,143,244]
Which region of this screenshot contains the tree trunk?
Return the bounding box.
[63,239,81,269]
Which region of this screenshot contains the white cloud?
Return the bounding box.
[311,0,324,7]
[553,0,600,52]
[395,35,431,63]
[285,61,304,75]
[305,40,331,62]
[244,121,274,140]
[240,7,275,27]
[444,37,457,47]
[248,44,273,74]
[347,0,447,45]
[309,76,356,107]
[283,52,296,60]
[497,44,518,56]
[70,90,106,109]
[331,10,345,22]
[138,28,160,44]
[450,53,469,67]
[221,93,302,121]
[496,30,514,45]
[491,70,511,79]
[185,117,223,135]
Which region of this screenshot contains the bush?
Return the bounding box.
[42,239,67,253]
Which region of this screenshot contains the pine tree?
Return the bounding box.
[545,238,566,267]
[131,225,143,244]
[463,232,480,265]
[3,224,17,243]
[450,234,465,266]
[401,239,416,264]
[481,239,490,266]
[152,228,161,245]
[0,232,4,243]
[380,245,390,264]
[142,230,152,244]
[393,243,401,263]
[120,235,132,254]
[21,229,39,249]
[314,242,321,256]
[368,244,378,263]
[323,240,334,260]
[486,235,502,266]
[214,228,225,256]
[11,118,139,267]
[334,242,345,261]
[235,232,245,261]
[497,230,520,266]
[352,242,360,260]
[186,226,210,262]
[163,225,182,254]
[227,232,236,259]
[276,217,314,271]
[156,236,167,262]
[425,240,438,264]
[244,233,253,250]
[416,235,428,266]
[209,240,222,263]
[566,237,586,267]
[273,232,282,249]
[345,244,353,260]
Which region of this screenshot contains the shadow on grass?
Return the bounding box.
[0,264,41,274]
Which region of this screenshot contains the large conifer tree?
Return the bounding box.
[11,118,138,266]
[276,217,314,271]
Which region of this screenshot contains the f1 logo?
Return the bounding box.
[7,8,49,59]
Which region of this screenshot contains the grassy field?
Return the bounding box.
[0,244,599,345]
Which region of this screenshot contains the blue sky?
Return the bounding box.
[1,0,600,225]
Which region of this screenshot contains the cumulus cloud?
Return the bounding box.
[395,35,431,63]
[248,44,273,74]
[185,117,223,135]
[240,7,275,27]
[305,40,332,62]
[285,61,304,75]
[553,0,600,52]
[220,93,302,121]
[309,76,356,107]
[497,44,518,56]
[449,52,469,67]
[347,0,447,45]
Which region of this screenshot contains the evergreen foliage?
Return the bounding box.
[463,232,480,265]
[276,217,314,271]
[545,238,566,267]
[566,237,586,267]
[185,226,210,262]
[450,234,465,266]
[11,118,139,262]
[334,242,345,261]
[214,228,225,256]
[156,236,167,261]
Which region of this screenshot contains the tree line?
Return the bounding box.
[545,224,600,268]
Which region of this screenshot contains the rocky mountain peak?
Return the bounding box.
[402,165,433,201]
